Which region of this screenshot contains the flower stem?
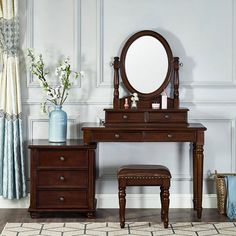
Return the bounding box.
[60,87,66,105]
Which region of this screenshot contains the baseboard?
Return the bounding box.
[0,195,30,208]
[96,194,218,209]
[0,194,217,209]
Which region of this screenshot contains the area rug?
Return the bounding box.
[0,222,236,235]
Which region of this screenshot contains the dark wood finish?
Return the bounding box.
[173,57,180,108]
[82,123,206,219]
[113,57,120,109]
[120,30,174,99]
[81,30,207,220]
[118,165,171,228]
[28,139,96,218]
[104,108,188,127]
[112,30,180,110]
[107,30,184,129]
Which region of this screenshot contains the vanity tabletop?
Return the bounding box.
[81,122,207,131]
[104,108,189,112]
[28,139,97,149]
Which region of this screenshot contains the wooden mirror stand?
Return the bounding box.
[104,30,189,128]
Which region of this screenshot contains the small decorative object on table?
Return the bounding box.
[124,98,129,109]
[131,93,139,109]
[27,49,80,142]
[161,89,168,109]
[152,103,160,109]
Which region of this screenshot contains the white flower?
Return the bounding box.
[131,93,139,101]
[27,50,80,110]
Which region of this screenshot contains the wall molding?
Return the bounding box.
[21,99,236,106]
[27,115,80,140]
[96,0,107,87]
[96,0,236,88]
[190,117,236,173]
[26,0,81,88]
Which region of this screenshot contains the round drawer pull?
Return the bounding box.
[114,134,120,138]
[164,114,170,119]
[167,134,173,138]
[59,176,65,181]
[60,156,65,161]
[59,196,64,202]
[123,115,128,119]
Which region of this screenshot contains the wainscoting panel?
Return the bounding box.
[15,0,236,208]
[28,115,80,140]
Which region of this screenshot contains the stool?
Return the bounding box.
[117,165,171,228]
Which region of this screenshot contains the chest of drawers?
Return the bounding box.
[28,140,96,218]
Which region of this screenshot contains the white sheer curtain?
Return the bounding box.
[0,0,26,199]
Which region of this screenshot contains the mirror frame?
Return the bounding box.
[120,30,173,98]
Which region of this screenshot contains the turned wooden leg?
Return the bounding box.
[196,143,204,219]
[160,187,164,221]
[161,186,170,228]
[118,185,126,228]
[193,143,197,210]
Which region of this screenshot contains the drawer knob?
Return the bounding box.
[59,176,65,181]
[123,115,128,119]
[167,134,173,138]
[164,114,170,119]
[60,156,65,161]
[114,134,120,138]
[59,196,65,202]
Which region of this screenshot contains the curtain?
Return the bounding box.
[0,0,26,199]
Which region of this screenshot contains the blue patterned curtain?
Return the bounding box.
[0,0,26,199]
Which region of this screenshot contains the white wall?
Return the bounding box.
[10,0,235,208]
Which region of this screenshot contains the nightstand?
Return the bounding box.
[28,139,97,218]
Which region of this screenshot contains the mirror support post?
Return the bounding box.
[113,57,120,108]
[173,57,180,108]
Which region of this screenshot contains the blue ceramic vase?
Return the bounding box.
[49,105,67,142]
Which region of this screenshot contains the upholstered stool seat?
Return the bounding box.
[117,165,171,228]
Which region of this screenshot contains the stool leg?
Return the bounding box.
[161,186,170,228]
[160,187,164,221]
[118,186,126,228]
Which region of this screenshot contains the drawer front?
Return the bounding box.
[144,132,195,142]
[106,112,144,123]
[37,170,88,187]
[37,150,88,168]
[149,112,187,123]
[92,131,143,141]
[37,190,88,208]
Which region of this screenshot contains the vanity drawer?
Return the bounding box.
[144,132,195,142]
[91,131,143,141]
[37,170,88,188]
[105,111,145,123]
[37,150,88,168]
[149,112,187,123]
[37,190,88,209]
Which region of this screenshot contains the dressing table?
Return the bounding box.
[82,30,206,218]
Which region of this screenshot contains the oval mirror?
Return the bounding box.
[120,31,173,97]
